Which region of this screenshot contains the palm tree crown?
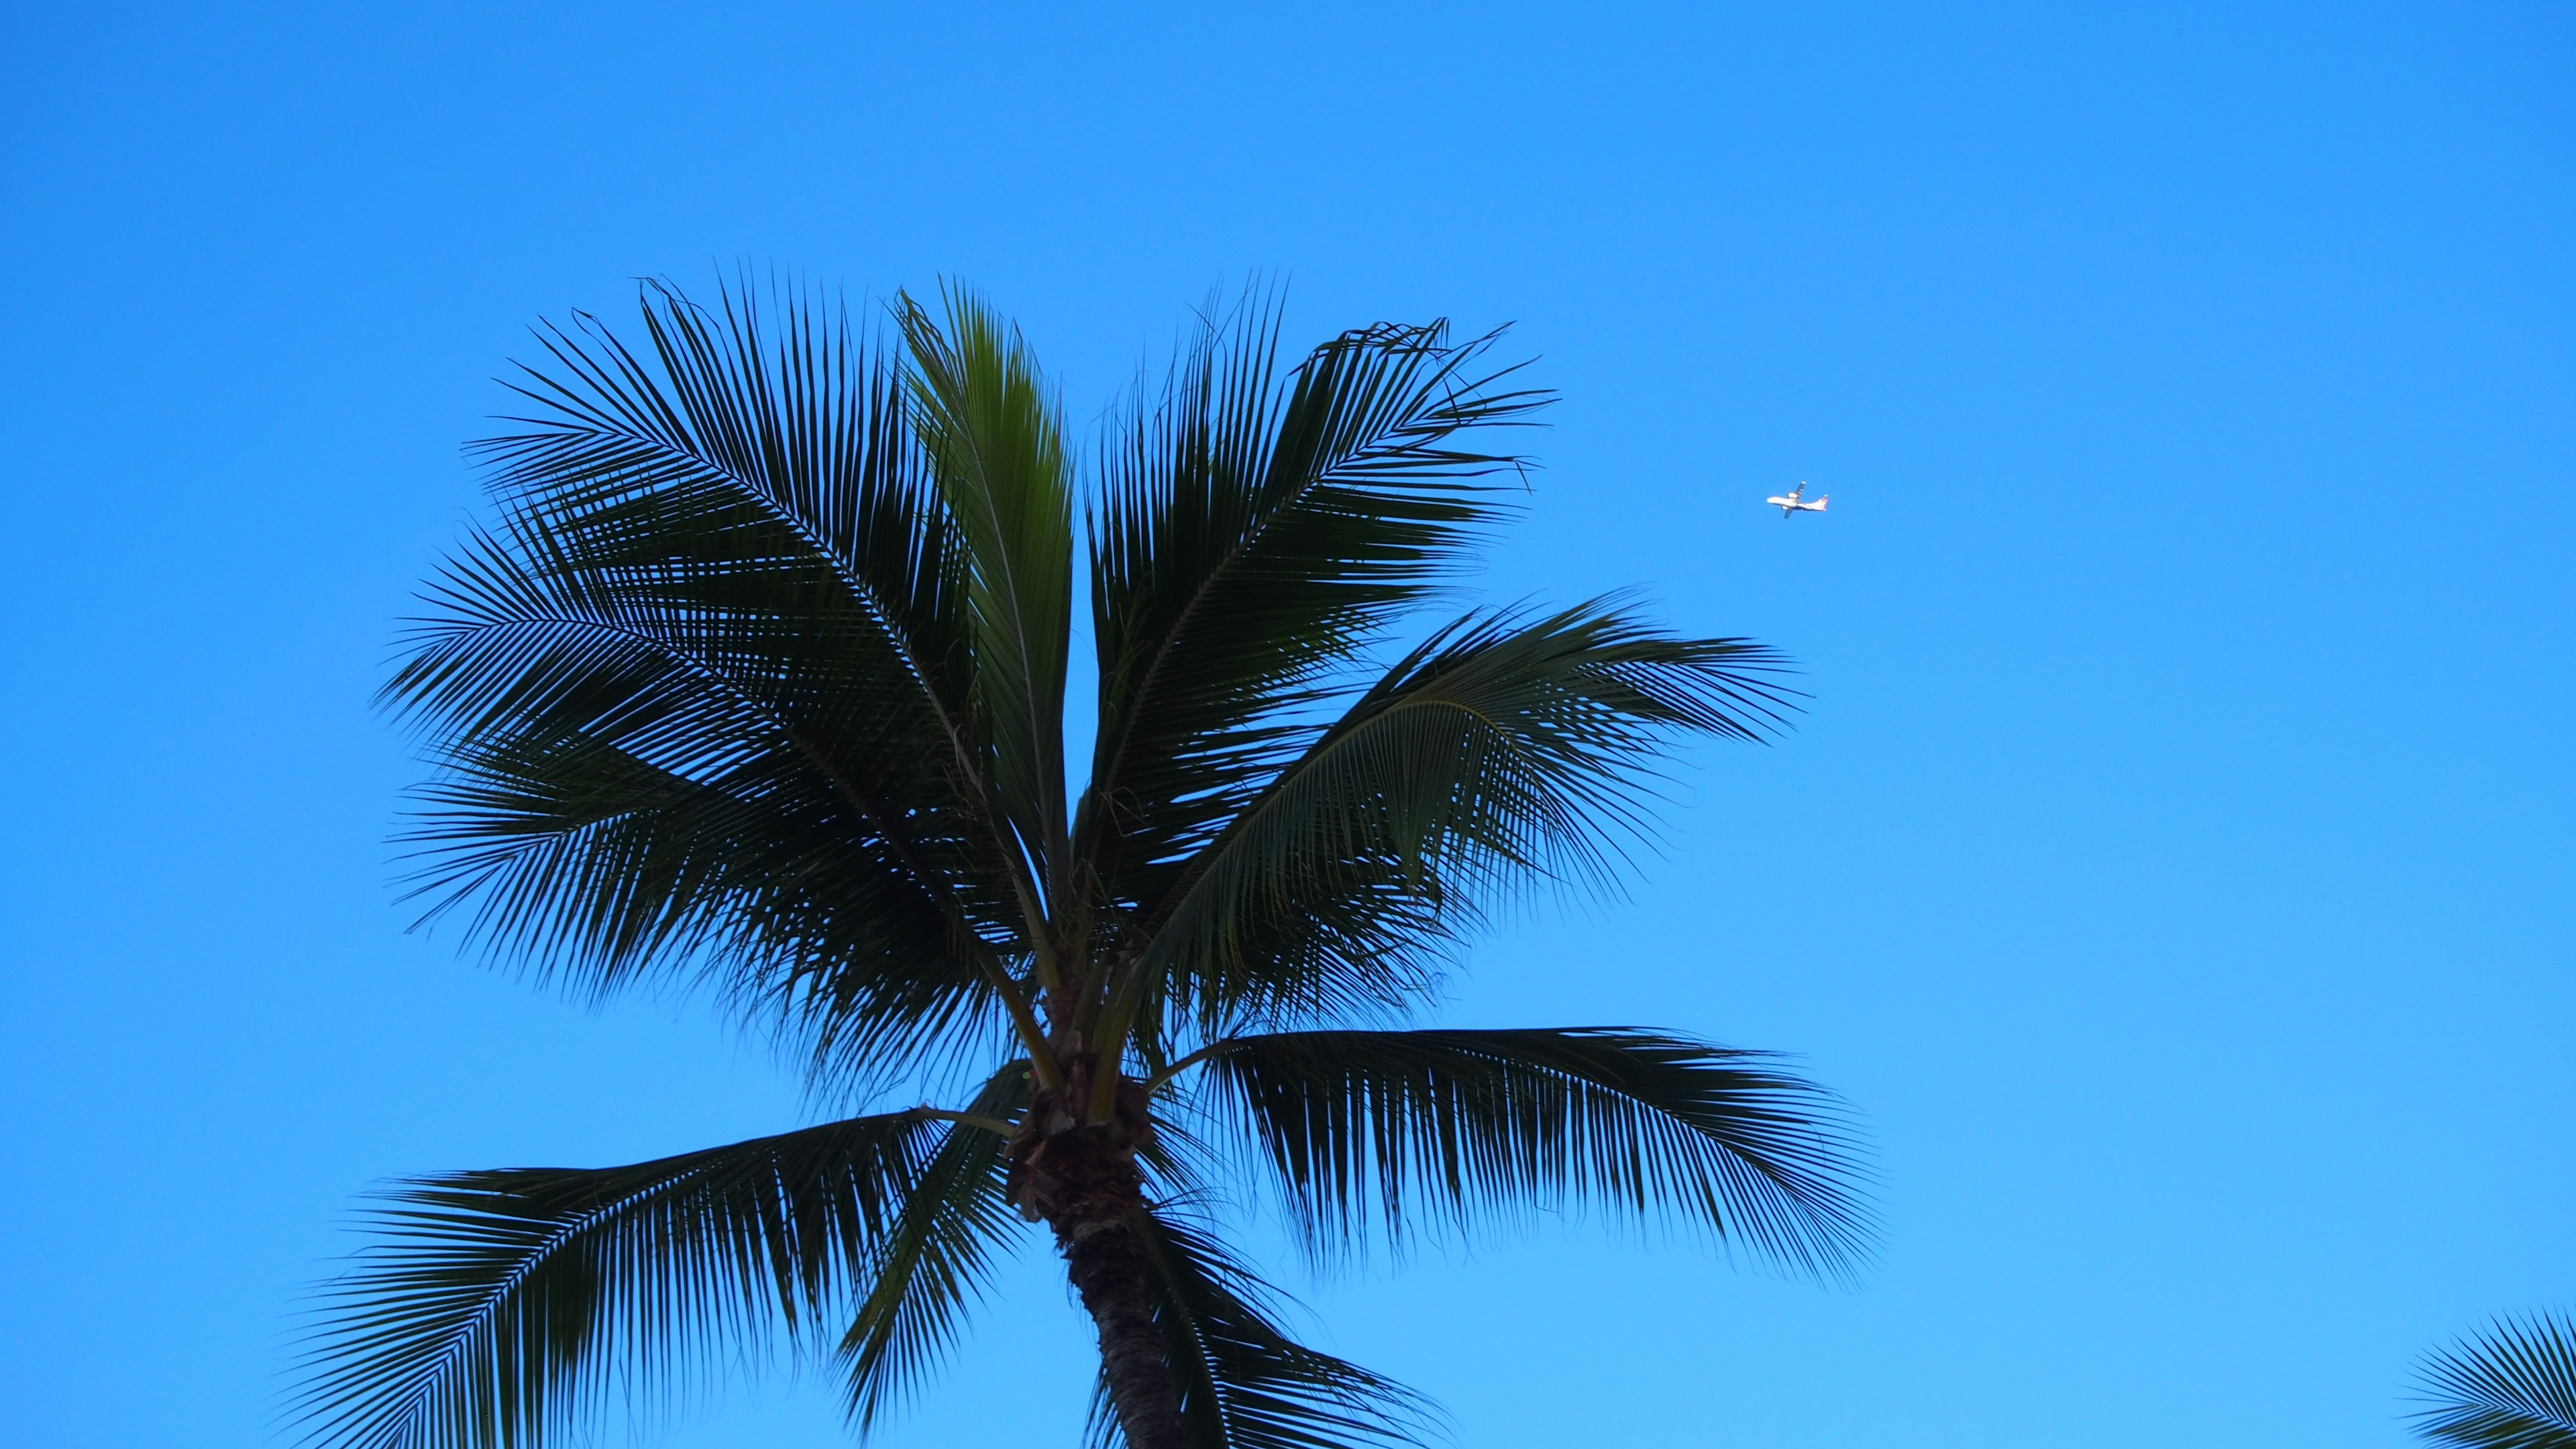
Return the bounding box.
[297,278,1873,1449]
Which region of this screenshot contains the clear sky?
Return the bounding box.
[3,3,2569,1446]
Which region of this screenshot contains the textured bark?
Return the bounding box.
[1007,1054,1187,1449]
[1059,1203,1190,1449]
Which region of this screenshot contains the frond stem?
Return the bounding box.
[1083,959,1159,1124]
[1141,1038,1231,1097]
[903,1107,1019,1138]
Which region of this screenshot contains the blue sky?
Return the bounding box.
[3,2,2569,1446]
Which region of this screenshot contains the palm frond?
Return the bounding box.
[2414,1314,2576,1449]
[385,278,1027,1085]
[294,1112,942,1449]
[472,276,973,771]
[898,286,1075,910]
[388,513,1005,1092]
[1133,599,1798,1032]
[1086,1205,1438,1449]
[1083,303,1549,915]
[1196,1028,1870,1280]
[839,1064,1034,1431]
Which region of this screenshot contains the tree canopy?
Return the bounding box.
[296,278,1872,1449]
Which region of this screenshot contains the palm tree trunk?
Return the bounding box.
[1011,1059,1189,1449]
[1058,1210,1190,1449]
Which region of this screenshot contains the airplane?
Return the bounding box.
[1765,481,1829,517]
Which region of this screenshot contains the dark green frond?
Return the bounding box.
[898,286,1075,910]
[294,1113,938,1449]
[839,1064,1034,1432]
[472,276,973,758]
[388,515,1002,1091]
[2414,1315,2576,1449]
[1197,1028,1870,1280]
[1083,303,1548,914]
[1135,600,1798,1032]
[1087,1206,1438,1449]
[384,278,1023,1085]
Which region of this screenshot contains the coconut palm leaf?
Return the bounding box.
[2414,1314,2576,1449]
[839,1064,1034,1430]
[294,1112,941,1449]
[480,280,971,716]
[472,279,975,798]
[1193,1027,1868,1279]
[1083,302,1548,914]
[386,508,1008,1091]
[1086,1205,1438,1449]
[1125,601,1796,1035]
[898,286,1076,920]
[385,280,1049,1085]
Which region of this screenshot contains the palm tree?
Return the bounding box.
[2413,1314,2576,1449]
[296,278,1872,1449]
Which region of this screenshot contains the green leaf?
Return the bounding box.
[389,513,1006,1091]
[1195,1027,1870,1279]
[1087,1205,1439,1449]
[1134,600,1798,1032]
[471,277,975,784]
[2414,1314,2576,1449]
[384,278,1024,1087]
[839,1064,1034,1431]
[1083,301,1549,918]
[898,286,1076,911]
[294,1112,941,1449]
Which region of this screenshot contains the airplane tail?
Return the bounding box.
[1811,495,1829,511]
